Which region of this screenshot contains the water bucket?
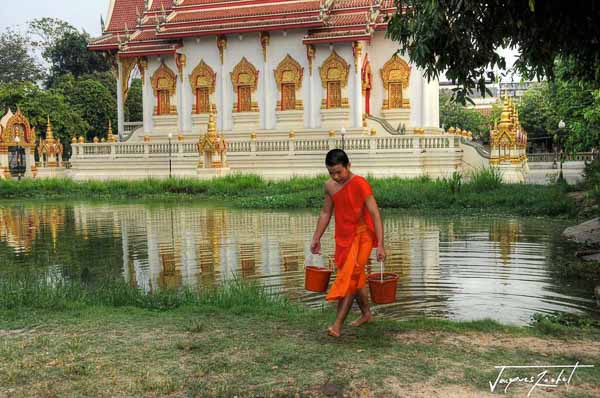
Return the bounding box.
[304,255,332,293]
[368,262,398,304]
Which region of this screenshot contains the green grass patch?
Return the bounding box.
[0,174,575,217]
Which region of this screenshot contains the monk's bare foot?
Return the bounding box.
[327,326,341,337]
[350,313,372,327]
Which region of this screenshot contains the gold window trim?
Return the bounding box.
[319,50,350,109]
[231,57,259,113]
[274,54,304,111]
[189,60,216,114]
[380,55,411,110]
[151,63,177,99]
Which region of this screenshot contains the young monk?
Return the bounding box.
[310,149,385,337]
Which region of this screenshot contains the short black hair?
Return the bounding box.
[325,149,349,167]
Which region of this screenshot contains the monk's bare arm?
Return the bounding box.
[310,187,334,254]
[365,195,386,261]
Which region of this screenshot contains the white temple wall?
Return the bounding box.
[369,31,425,127]
[182,37,222,132]
[224,34,263,131]
[312,43,355,130]
[268,31,310,130]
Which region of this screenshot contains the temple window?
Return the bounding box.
[189,60,216,114]
[151,63,177,116]
[380,55,411,110]
[231,58,259,113]
[274,55,304,111]
[319,50,349,110]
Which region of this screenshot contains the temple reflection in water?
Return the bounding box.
[1,203,594,325]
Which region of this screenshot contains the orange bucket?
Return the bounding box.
[305,266,332,292]
[368,272,399,304]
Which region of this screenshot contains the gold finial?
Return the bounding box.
[289,130,296,139]
[143,135,151,142]
[370,128,377,136]
[328,129,336,137]
[71,136,77,144]
[362,113,368,128]
[448,127,456,135]
[207,107,217,142]
[93,136,99,143]
[79,136,85,144]
[250,131,257,140]
[46,116,54,140]
[177,133,184,142]
[101,137,106,142]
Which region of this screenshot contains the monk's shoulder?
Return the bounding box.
[324,179,336,195]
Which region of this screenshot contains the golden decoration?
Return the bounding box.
[274,55,304,111]
[260,32,270,63]
[231,57,259,113]
[289,130,295,139]
[37,116,63,167]
[93,137,99,143]
[189,60,216,95]
[380,54,411,110]
[119,57,138,103]
[151,62,177,98]
[328,130,336,137]
[319,50,350,89]
[250,131,257,140]
[143,135,151,142]
[361,56,372,95]
[306,45,315,76]
[78,136,85,144]
[352,41,363,72]
[107,120,118,142]
[71,136,77,144]
[217,35,227,65]
[175,53,187,82]
[2,108,36,147]
[137,57,148,82]
[370,128,377,136]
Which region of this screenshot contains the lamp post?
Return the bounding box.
[557,120,566,182]
[14,135,22,181]
[340,127,346,150]
[168,133,173,178]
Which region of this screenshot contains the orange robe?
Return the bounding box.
[326,176,377,301]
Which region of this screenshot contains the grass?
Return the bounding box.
[0,173,578,217]
[1,278,599,397]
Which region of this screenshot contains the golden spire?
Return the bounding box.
[498,93,513,133]
[107,120,113,136]
[207,107,217,142]
[46,116,55,141]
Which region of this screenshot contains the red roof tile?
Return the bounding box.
[106,0,145,32]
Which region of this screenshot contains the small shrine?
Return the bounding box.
[37,117,64,168]
[489,94,528,167]
[0,108,37,179]
[197,108,229,177]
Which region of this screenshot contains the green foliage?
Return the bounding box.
[518,82,557,143]
[387,1,600,103]
[446,171,463,194]
[583,158,600,189]
[27,17,76,59]
[45,30,111,85]
[531,313,600,337]
[0,28,44,83]
[468,168,504,193]
[439,93,490,142]
[125,78,143,122]
[0,175,577,217]
[0,81,88,143]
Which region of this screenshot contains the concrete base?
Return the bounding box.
[196,167,231,179]
[320,108,351,130]
[232,112,260,131]
[276,110,304,131]
[191,114,209,133]
[382,108,411,129]
[36,167,66,179]
[496,163,527,183]
[152,115,178,132]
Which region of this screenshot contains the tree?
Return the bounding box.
[439,93,490,143]
[387,1,600,103]
[0,28,44,83]
[517,83,557,150]
[28,17,77,61]
[125,78,143,123]
[45,30,111,85]
[0,81,89,143]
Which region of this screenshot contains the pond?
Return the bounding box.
[1,201,598,325]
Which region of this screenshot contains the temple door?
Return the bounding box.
[327,81,341,109]
[238,86,252,112]
[158,90,171,115]
[281,83,296,111]
[196,87,210,113]
[389,83,403,109]
[364,87,371,115]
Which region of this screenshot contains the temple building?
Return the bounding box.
[89,0,440,141]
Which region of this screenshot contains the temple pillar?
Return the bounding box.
[353,42,363,128]
[142,62,152,134]
[117,60,125,139]
[307,45,317,128]
[422,76,440,129]
[261,33,271,130]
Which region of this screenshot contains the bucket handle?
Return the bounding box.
[305,253,333,270]
[379,261,384,282]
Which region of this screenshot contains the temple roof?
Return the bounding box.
[89,0,398,55]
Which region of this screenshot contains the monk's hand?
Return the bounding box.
[376,246,386,262]
[310,239,321,255]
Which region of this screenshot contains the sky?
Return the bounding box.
[0,0,106,37]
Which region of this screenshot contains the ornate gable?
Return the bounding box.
[151,62,177,97]
[319,50,350,89]
[274,54,304,90]
[230,57,259,92]
[189,60,216,94]
[1,108,36,147]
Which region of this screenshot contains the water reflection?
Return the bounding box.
[0,202,597,325]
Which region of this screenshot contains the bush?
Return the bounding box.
[468,167,504,192]
[583,157,600,189]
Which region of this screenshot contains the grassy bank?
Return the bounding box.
[0,171,576,217]
[1,278,600,397]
